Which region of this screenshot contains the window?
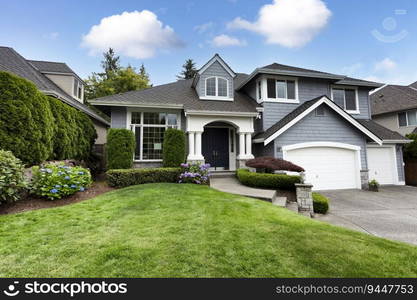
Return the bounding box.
[332,87,358,113]
[130,112,178,160]
[399,110,417,127]
[267,78,297,101]
[205,77,229,98]
[73,79,83,100]
[257,80,262,100]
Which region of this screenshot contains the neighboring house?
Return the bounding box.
[90,54,408,190]
[0,46,109,145]
[371,82,417,137]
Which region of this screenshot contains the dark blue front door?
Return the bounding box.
[202,128,229,170]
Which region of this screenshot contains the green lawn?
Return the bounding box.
[1,183,417,277]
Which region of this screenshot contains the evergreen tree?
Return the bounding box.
[101,48,120,79]
[177,59,197,80]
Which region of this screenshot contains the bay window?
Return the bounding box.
[266,78,297,102]
[331,87,359,113]
[130,112,178,161]
[398,110,417,127]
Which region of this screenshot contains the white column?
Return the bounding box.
[195,132,203,159]
[238,132,245,158]
[187,132,195,160]
[245,133,253,158]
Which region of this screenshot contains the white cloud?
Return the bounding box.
[211,34,247,47]
[374,58,397,71]
[227,0,331,48]
[81,10,184,59]
[194,22,214,34]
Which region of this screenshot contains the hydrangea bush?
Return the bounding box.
[178,163,210,184]
[31,164,92,200]
[0,149,27,204]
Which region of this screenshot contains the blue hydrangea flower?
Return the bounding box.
[55,185,61,188]
[79,187,85,192]
[50,188,58,193]
[64,176,70,180]
[78,171,84,175]
[70,184,77,188]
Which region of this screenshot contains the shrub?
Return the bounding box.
[163,128,186,167]
[237,168,301,190]
[106,129,135,169]
[178,163,210,184]
[312,192,329,214]
[368,179,379,192]
[106,168,181,187]
[246,156,304,173]
[0,71,54,165]
[30,164,92,200]
[0,150,26,204]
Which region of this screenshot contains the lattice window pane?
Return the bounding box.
[131,112,141,124]
[218,78,228,97]
[143,127,165,159]
[144,112,166,125]
[206,77,216,96]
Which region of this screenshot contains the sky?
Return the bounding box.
[1,0,417,86]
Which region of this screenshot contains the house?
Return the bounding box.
[90,54,409,190]
[370,82,417,137]
[0,46,109,145]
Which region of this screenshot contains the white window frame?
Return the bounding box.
[331,85,360,115]
[265,76,299,104]
[127,110,181,162]
[398,110,417,127]
[73,78,83,100]
[256,79,262,102]
[201,76,232,101]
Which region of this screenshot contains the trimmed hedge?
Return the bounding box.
[237,168,301,190]
[0,71,97,165]
[107,168,181,187]
[106,129,136,169]
[312,192,329,214]
[163,128,186,167]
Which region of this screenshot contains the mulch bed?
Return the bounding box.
[0,181,115,216]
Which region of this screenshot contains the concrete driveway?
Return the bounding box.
[315,186,417,245]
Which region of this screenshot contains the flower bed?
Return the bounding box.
[179,163,210,185]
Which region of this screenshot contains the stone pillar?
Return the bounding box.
[360,169,369,190]
[245,133,252,157]
[187,132,195,160]
[195,131,202,158]
[295,183,314,216]
[238,132,245,157]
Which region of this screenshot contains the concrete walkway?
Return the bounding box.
[210,176,286,207]
[315,186,417,245]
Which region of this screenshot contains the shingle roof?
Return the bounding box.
[357,119,408,141]
[370,84,417,116]
[0,46,109,125]
[254,96,323,140]
[261,63,335,76]
[410,81,417,89]
[28,60,75,74]
[91,73,260,113]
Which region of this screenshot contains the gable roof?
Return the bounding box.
[253,95,382,145]
[90,73,259,114]
[28,60,76,74]
[357,119,409,143]
[371,84,417,116]
[198,53,235,78]
[0,46,109,125]
[236,63,383,90]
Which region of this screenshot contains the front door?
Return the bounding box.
[202,128,229,170]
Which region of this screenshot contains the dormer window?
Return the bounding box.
[205,76,228,98]
[73,79,83,100]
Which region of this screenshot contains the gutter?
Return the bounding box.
[89,101,184,109]
[184,110,259,117]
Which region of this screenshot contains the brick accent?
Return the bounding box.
[360,169,369,190]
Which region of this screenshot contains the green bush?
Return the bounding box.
[107,168,181,187]
[106,129,135,169]
[163,128,186,167]
[31,164,92,200]
[0,150,26,204]
[312,192,329,214]
[237,168,301,190]
[0,71,54,165]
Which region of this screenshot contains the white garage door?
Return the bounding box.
[367,147,397,185]
[285,146,359,190]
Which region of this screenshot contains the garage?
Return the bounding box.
[367,146,397,185]
[283,142,361,190]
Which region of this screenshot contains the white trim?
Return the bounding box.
[263,96,383,146]
[282,142,362,189]
[366,144,400,185]
[265,76,299,103]
[331,85,360,115]
[185,110,258,117]
[204,76,231,100]
[199,96,234,101]
[398,110,417,127]
[198,54,236,78]
[89,101,184,109]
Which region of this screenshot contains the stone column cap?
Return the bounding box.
[295,183,313,188]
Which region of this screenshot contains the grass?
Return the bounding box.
[1,183,417,277]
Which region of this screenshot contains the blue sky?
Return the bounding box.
[1,0,417,85]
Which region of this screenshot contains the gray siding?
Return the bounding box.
[357,88,371,119]
[196,61,233,98]
[111,107,127,129]
[272,105,368,169]
[396,145,405,182]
